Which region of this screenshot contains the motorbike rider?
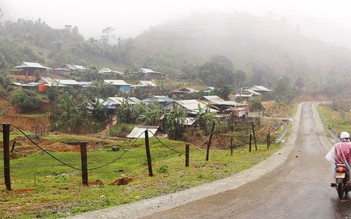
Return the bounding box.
[325,131,351,187]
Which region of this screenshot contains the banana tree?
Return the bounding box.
[163,105,186,140]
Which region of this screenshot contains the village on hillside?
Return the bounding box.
[4,61,280,135]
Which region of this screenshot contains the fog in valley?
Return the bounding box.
[3,2,351,218]
[2,0,351,48]
[1,0,351,96]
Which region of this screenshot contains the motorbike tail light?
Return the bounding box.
[337,166,345,172]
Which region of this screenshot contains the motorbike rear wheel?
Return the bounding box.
[337,183,345,199]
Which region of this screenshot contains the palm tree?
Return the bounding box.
[195,103,218,134]
[54,92,91,133]
[137,103,163,126]
[116,98,145,124]
[163,105,186,140]
[116,98,133,123]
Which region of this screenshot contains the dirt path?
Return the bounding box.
[98,116,117,135]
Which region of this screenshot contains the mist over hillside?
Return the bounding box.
[1,11,351,95]
[128,12,351,91]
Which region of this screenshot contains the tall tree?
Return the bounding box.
[197,55,236,87]
[101,27,114,45]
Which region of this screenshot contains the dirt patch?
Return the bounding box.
[88,180,104,186]
[13,188,35,194]
[110,178,133,186]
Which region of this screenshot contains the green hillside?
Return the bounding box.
[0,19,126,70]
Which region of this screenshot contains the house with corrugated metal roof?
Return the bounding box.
[234,89,262,101]
[164,99,219,127]
[165,99,218,116]
[249,86,273,94]
[140,68,165,79]
[57,79,80,86]
[104,80,131,92]
[52,68,71,77]
[136,80,157,87]
[249,85,273,100]
[202,86,216,93]
[36,77,59,86]
[199,95,247,114]
[142,95,174,106]
[126,126,159,139]
[98,68,124,77]
[104,96,141,110]
[169,87,199,98]
[13,62,51,75]
[61,64,87,73]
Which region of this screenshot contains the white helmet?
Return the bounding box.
[340,131,350,139]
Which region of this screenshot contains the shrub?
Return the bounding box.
[157,165,169,174]
[9,89,41,113]
[249,97,264,112]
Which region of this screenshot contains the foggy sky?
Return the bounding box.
[1,0,351,48]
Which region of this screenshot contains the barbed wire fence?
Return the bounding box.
[2,122,280,190]
[1,124,188,190]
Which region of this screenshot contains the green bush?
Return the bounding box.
[0,86,7,97]
[9,89,41,113]
[157,165,169,174]
[249,97,264,112]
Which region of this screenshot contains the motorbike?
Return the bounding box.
[335,164,351,199]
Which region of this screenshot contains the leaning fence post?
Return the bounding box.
[80,142,88,186]
[206,122,216,161]
[251,122,257,151]
[11,140,16,153]
[3,123,11,190]
[185,144,190,167]
[249,133,252,152]
[144,130,153,176]
[267,131,271,149]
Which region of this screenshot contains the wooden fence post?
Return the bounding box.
[251,122,257,151]
[249,133,252,152]
[11,140,16,153]
[3,123,11,190]
[185,144,190,167]
[230,137,234,156]
[80,142,88,186]
[144,130,153,176]
[206,122,216,161]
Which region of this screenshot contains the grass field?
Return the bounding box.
[0,134,281,218]
[316,103,351,135]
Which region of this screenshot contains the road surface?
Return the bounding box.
[141,102,351,219]
[67,102,351,219]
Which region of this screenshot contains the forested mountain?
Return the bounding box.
[0,18,130,71]
[1,12,351,95]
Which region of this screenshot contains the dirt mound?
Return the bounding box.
[0,99,50,133]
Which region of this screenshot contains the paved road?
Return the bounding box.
[141,102,351,219]
[67,102,351,219]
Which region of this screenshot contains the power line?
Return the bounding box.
[79,16,351,32]
[84,17,351,40]
[11,124,81,170]
[88,131,145,170]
